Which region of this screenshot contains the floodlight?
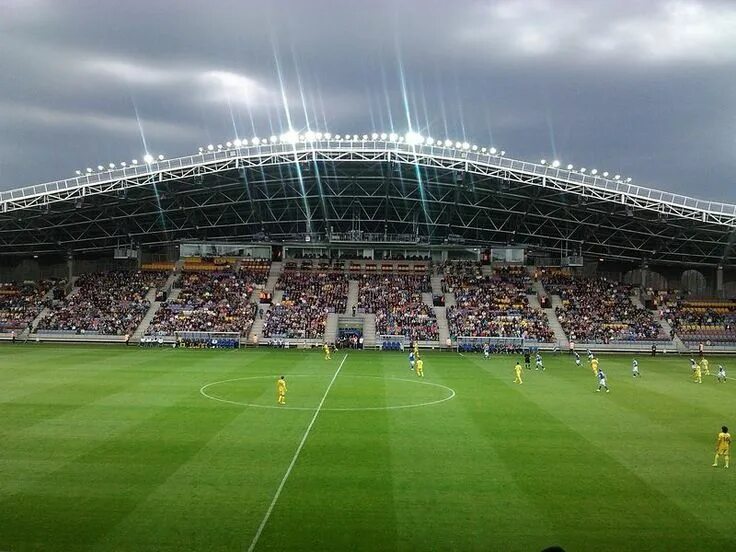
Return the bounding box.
[305,131,316,141]
[472,145,478,151]
[552,160,560,168]
[270,136,277,143]
[455,142,462,148]
[86,168,93,173]
[444,139,453,147]
[566,164,574,170]
[481,147,487,153]
[389,133,398,141]
[75,170,82,175]
[241,139,248,146]
[158,154,164,160]
[603,171,609,177]
[426,137,435,145]
[143,154,154,164]
[614,174,621,180]
[335,134,342,140]
[131,160,138,165]
[541,159,547,165]
[261,138,267,144]
[462,142,470,150]
[233,139,242,147]
[489,147,497,154]
[108,163,115,169]
[380,133,387,140]
[580,168,586,173]
[217,144,223,150]
[207,144,214,151]
[626,177,632,182]
[500,151,506,156]
[198,147,204,153]
[315,133,323,140]
[121,162,127,167]
[226,141,232,147]
[405,131,423,145]
[97,165,104,171]
[591,169,598,175]
[398,136,404,142]
[352,134,358,140]
[371,133,379,140]
[324,133,332,139]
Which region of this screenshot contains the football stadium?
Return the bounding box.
[1,134,735,551]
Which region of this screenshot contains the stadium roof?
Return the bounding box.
[1,133,734,266]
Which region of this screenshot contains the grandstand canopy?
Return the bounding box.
[1,135,734,267]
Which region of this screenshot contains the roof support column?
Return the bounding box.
[716,265,724,298]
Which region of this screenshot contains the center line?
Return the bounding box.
[246,353,348,552]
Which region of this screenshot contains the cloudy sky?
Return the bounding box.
[1,0,735,201]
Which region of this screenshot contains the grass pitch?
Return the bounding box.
[1,344,735,551]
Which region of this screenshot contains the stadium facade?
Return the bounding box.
[0,133,734,294]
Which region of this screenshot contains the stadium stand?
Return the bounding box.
[358,273,439,341]
[442,264,554,342]
[0,280,60,333]
[146,261,268,336]
[542,273,666,343]
[262,270,348,339]
[662,296,736,344]
[36,271,167,335]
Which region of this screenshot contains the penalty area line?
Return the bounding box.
[246,353,348,552]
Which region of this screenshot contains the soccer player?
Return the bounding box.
[323,343,331,360]
[712,426,731,468]
[415,357,424,377]
[535,352,544,371]
[587,349,594,365]
[596,368,610,393]
[717,365,727,383]
[574,351,581,367]
[701,357,710,376]
[524,351,531,370]
[277,376,287,405]
[690,358,697,373]
[483,343,490,359]
[409,350,416,371]
[513,361,523,384]
[591,356,599,376]
[693,362,702,384]
[632,359,640,377]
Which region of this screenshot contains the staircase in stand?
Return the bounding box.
[346,280,359,315]
[444,292,456,308]
[247,304,270,345]
[526,294,542,309]
[422,292,434,308]
[434,306,450,346]
[430,274,444,296]
[324,313,339,344]
[265,262,282,293]
[131,287,163,342]
[362,313,377,349]
[544,295,569,349]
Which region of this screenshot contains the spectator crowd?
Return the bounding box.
[543,273,664,343]
[358,273,438,341]
[0,280,60,333]
[443,265,554,342]
[147,268,266,336]
[37,271,166,335]
[262,271,348,339]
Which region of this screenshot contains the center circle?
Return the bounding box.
[200,374,456,411]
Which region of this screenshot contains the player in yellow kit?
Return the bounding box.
[323,343,331,360]
[591,357,599,376]
[277,376,287,405]
[700,357,710,376]
[513,361,523,384]
[693,363,702,384]
[713,426,731,468]
[415,358,424,377]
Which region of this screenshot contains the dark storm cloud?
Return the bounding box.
[1,0,735,201]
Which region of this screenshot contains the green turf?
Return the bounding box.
[1,344,735,551]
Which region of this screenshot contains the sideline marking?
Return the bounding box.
[246,354,347,552]
[200,374,455,411]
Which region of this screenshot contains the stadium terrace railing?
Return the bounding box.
[2,138,736,226]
